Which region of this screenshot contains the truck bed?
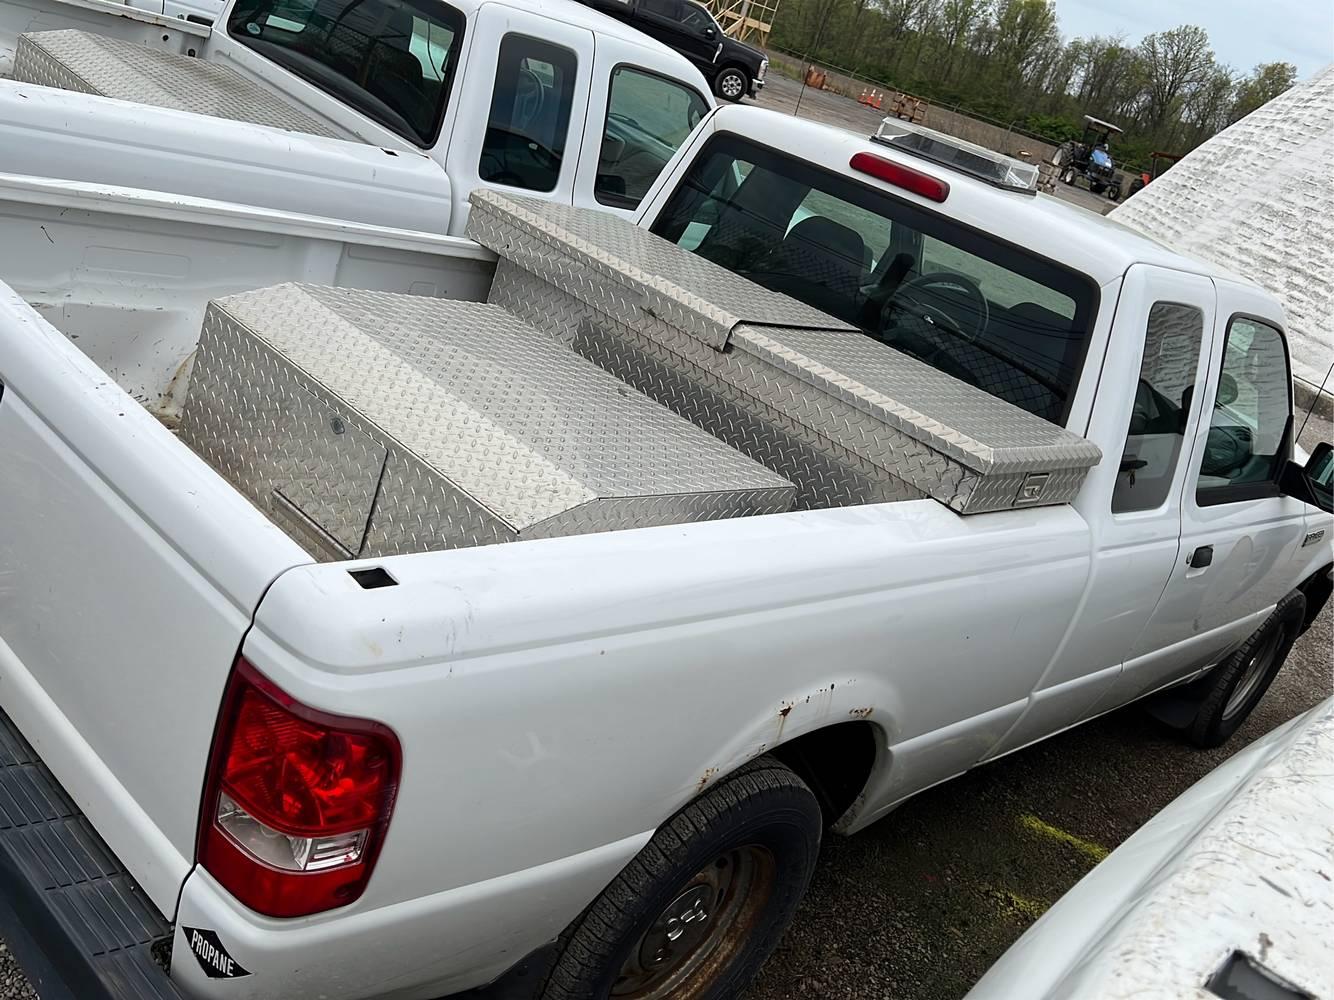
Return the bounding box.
[2,171,1102,562]
[14,29,347,137]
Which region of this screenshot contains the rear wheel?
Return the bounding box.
[715,67,749,102]
[1061,167,1077,185]
[539,758,822,1000]
[1107,183,1121,201]
[1185,593,1305,748]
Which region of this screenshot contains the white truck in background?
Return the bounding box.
[0,107,1330,1000]
[0,0,715,235]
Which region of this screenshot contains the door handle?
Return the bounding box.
[1188,545,1214,569]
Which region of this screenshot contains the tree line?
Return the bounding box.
[771,0,1298,171]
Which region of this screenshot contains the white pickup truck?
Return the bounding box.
[0,0,714,234]
[0,108,1330,1000]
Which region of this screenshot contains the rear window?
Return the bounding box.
[227,0,464,146]
[651,134,1098,424]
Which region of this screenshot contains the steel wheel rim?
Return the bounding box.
[720,73,743,98]
[1223,627,1285,721]
[611,844,776,1000]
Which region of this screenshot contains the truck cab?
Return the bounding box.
[208,0,715,223]
[0,0,716,232]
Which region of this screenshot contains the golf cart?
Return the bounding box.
[1054,115,1124,201]
[1127,150,1184,196]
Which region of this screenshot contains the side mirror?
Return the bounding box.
[1215,372,1238,407]
[1280,441,1333,513]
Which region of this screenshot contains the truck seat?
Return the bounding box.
[748,216,867,324]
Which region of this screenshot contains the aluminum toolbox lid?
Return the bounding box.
[466,189,859,350]
[731,325,1103,477]
[206,284,793,533]
[469,191,1101,500]
[13,30,344,138]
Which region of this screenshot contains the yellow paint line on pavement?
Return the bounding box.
[984,885,1049,921]
[1018,813,1110,863]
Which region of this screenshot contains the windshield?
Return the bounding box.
[227,0,465,146]
[650,134,1098,424]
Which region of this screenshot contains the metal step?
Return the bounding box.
[0,710,182,1000]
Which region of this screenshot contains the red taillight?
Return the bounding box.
[197,659,401,918]
[850,152,949,203]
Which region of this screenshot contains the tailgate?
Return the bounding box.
[0,283,308,913]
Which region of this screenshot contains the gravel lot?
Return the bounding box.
[0,77,1327,1000]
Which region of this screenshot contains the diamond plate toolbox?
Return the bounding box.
[467,190,1102,514]
[178,284,793,558]
[13,30,342,138]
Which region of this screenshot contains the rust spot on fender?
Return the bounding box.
[697,767,718,792]
[776,701,795,739]
[849,707,873,718]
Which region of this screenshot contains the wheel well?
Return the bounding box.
[768,722,878,828]
[717,63,750,77]
[1298,563,1332,633]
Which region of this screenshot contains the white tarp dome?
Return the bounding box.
[1111,64,1333,396]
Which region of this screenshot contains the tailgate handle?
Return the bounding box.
[1188,545,1214,569]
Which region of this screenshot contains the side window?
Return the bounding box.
[479,35,577,193]
[1112,302,1204,513]
[596,67,709,209]
[1197,317,1292,503]
[679,3,712,30]
[226,0,464,146]
[640,0,681,20]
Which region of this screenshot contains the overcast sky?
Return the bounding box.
[1054,0,1334,79]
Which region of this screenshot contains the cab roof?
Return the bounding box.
[483,0,712,88]
[709,106,1260,293]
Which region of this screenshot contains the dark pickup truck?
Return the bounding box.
[576,0,768,100]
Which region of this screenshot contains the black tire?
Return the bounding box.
[1107,184,1121,201]
[714,67,749,103]
[1186,592,1306,749]
[1061,167,1076,185]
[539,758,822,1000]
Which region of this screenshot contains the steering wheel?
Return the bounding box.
[882,271,990,343]
[512,67,544,131]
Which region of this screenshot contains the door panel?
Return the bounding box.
[674,0,722,63]
[636,0,688,51]
[1122,284,1307,695]
[445,10,594,227]
[985,265,1217,759]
